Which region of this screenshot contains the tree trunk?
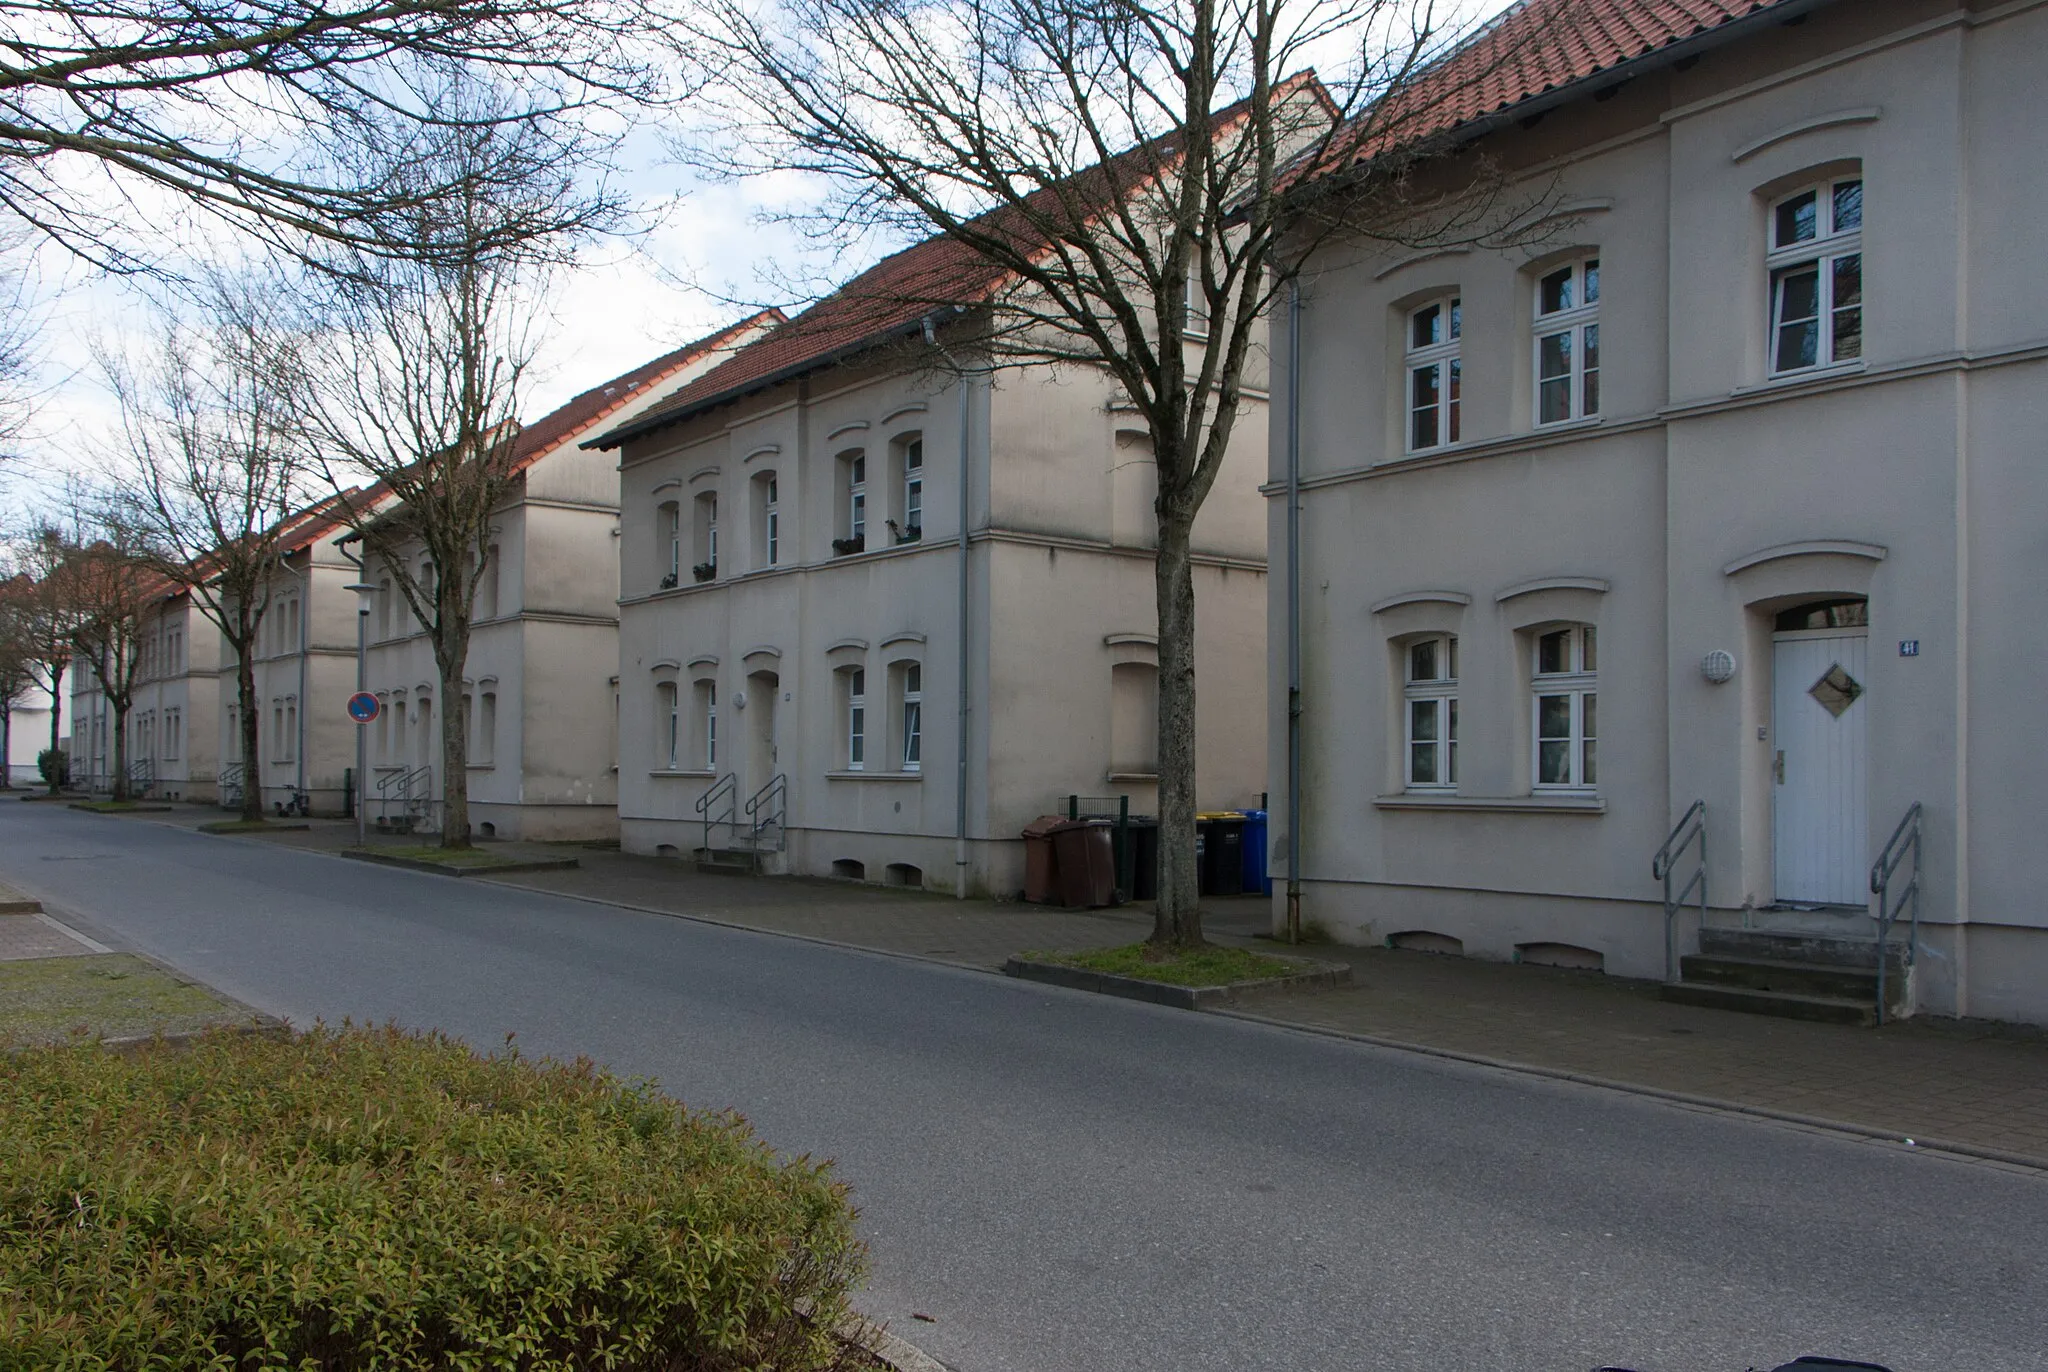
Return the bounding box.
[1,701,12,790]
[110,703,130,802]
[1150,518,1204,948]
[46,681,63,795]
[237,647,264,823]
[436,624,472,850]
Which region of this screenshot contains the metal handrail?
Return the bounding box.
[218,762,244,809]
[126,757,155,796]
[744,772,787,850]
[375,764,432,826]
[1869,801,1922,1026]
[1651,800,1707,984]
[695,771,737,853]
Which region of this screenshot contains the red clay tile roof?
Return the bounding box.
[588,78,1329,451]
[1300,0,1821,185]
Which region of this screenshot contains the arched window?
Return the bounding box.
[1405,293,1461,452]
[1534,257,1599,425]
[1532,625,1597,789]
[1404,634,1458,789]
[1768,175,1862,375]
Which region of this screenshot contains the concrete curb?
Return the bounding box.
[68,802,174,814]
[1002,955,1351,1009]
[340,850,582,879]
[1206,1007,2048,1175]
[839,1319,954,1372]
[198,820,311,835]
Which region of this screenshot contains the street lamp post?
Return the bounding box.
[345,581,376,848]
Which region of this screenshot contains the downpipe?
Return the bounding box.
[1284,275,1304,945]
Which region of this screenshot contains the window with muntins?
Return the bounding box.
[763,475,780,566]
[901,439,923,541]
[1534,258,1599,425]
[1532,626,1597,790]
[693,492,718,579]
[659,501,681,588]
[847,668,866,770]
[1404,635,1458,789]
[1769,177,1862,375]
[700,682,717,770]
[848,454,867,548]
[900,663,922,772]
[1405,295,1462,451]
[656,681,679,769]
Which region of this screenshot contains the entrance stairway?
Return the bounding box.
[1660,927,1906,1026]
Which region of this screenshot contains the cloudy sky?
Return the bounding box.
[0,0,1519,528]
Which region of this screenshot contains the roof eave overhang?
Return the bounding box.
[582,317,940,453]
[1283,0,1843,220]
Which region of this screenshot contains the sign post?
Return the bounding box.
[346,692,381,724]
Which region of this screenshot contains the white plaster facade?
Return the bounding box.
[1272,0,2048,1020]
[6,664,66,787]
[353,320,777,840]
[67,591,223,801]
[602,315,1270,896]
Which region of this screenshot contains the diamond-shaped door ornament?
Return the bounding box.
[1809,663,1863,718]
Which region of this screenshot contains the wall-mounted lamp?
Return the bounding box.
[1701,650,1737,684]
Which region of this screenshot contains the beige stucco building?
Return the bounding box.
[1271,0,2048,1021]
[351,319,777,840]
[69,590,221,801]
[1269,0,2048,1027]
[594,253,1271,896]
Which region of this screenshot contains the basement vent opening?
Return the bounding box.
[1516,942,1605,973]
[885,862,923,888]
[656,843,680,858]
[1387,930,1464,956]
[832,859,866,881]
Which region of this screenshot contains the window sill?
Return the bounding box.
[825,770,923,782]
[1742,360,1868,393]
[1529,414,1604,437]
[1106,771,1160,782]
[1374,793,1605,814]
[650,768,716,779]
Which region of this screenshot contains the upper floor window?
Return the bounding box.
[848,454,867,547]
[693,491,718,580]
[757,473,780,567]
[1769,177,1862,375]
[658,500,681,588]
[1404,635,1458,789]
[1534,258,1599,425]
[844,667,867,770]
[900,439,923,542]
[1405,295,1461,452]
[1532,625,1597,790]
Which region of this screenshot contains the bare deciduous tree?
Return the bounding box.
[96,272,313,822]
[0,575,34,788]
[55,525,157,801]
[0,0,662,272]
[681,0,1564,946]
[8,527,85,793]
[297,109,566,849]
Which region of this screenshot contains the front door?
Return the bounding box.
[1772,628,1869,905]
[747,671,779,792]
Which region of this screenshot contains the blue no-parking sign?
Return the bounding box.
[346,691,381,724]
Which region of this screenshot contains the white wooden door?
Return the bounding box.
[1772,632,1869,905]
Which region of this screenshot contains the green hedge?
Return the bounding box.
[0,1026,867,1370]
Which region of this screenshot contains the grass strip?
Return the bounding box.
[0,954,261,1046]
[1029,941,1302,988]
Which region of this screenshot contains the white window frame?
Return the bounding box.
[1403,635,1458,790]
[847,667,866,771]
[1531,625,1598,791]
[1533,257,1600,426]
[848,454,867,546]
[704,492,718,570]
[1767,176,1863,377]
[660,501,681,586]
[901,662,922,773]
[476,691,496,766]
[764,476,780,566]
[1404,294,1462,453]
[656,680,679,769]
[902,439,923,537]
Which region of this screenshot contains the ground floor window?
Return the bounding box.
[1532,625,1596,789]
[1403,635,1458,788]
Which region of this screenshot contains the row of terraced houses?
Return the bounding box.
[68,0,2048,1025]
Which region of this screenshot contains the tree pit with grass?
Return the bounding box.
[1034,942,1304,988]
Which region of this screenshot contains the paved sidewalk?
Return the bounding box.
[149,809,2048,1168]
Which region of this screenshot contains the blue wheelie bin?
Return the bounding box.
[1238,809,1271,896]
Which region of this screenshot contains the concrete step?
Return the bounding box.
[1679,953,1883,1004]
[1659,979,1877,1026]
[0,883,41,915]
[694,849,757,876]
[1699,926,1905,972]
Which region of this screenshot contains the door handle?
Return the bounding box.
[1773,750,1785,784]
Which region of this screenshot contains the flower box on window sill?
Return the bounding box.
[831,537,866,556]
[658,572,679,590]
[692,562,717,583]
[893,525,923,545]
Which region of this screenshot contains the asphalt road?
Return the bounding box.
[4,803,2042,1372]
